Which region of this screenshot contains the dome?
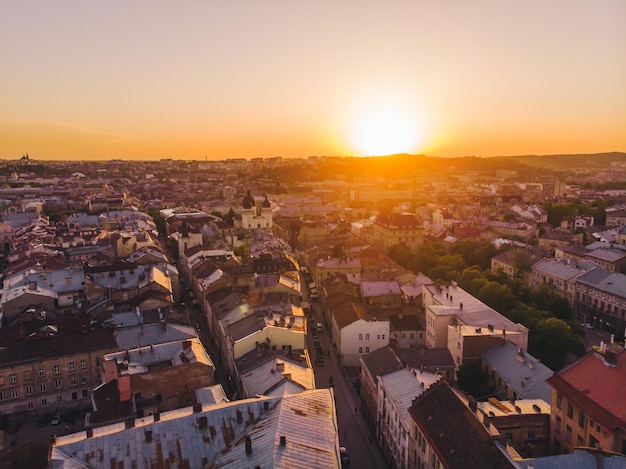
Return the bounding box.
[242,189,255,209]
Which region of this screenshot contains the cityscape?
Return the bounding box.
[0,153,624,468]
[2,1,626,468]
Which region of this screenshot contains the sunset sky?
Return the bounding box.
[1,1,625,161]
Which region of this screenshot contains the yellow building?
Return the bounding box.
[547,346,626,455]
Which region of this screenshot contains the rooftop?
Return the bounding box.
[52,389,341,469]
[482,341,553,401]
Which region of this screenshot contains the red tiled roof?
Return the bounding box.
[546,350,626,431]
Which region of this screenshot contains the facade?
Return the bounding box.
[486,220,538,243]
[546,346,626,455]
[101,338,215,414]
[377,368,441,469]
[360,347,404,432]
[573,268,626,340]
[239,190,273,230]
[339,318,390,367]
[479,398,551,458]
[423,282,528,371]
[369,213,424,254]
[0,330,117,416]
[408,380,515,469]
[531,259,590,306]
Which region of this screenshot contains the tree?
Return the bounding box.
[456,360,489,398]
[529,317,584,371]
[388,243,413,269]
[476,281,517,315]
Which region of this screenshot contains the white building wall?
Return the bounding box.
[340,320,389,367]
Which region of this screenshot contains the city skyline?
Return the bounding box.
[1,1,625,161]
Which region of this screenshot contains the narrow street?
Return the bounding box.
[308,302,388,469]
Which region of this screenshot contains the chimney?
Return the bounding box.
[153,412,160,422]
[199,416,208,430]
[245,436,252,455]
[193,403,203,413]
[86,428,93,438]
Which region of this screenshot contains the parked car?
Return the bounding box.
[51,411,62,425]
[340,446,350,466]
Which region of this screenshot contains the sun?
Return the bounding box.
[350,105,423,156]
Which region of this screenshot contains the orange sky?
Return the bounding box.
[1,1,625,160]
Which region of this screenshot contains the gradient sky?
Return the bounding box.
[1,1,625,160]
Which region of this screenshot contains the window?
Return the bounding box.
[358,333,363,340]
[41,398,48,407]
[578,412,586,429]
[71,392,78,400]
[70,376,77,387]
[25,385,33,396]
[0,391,6,401]
[80,360,86,369]
[557,393,562,409]
[528,431,536,439]
[38,367,46,377]
[9,373,17,383]
[365,347,370,353]
[82,390,88,398]
[57,395,63,403]
[27,401,34,411]
[566,425,572,443]
[567,403,573,419]
[382,335,385,340]
[577,435,584,446]
[39,383,46,392]
[358,347,363,354]
[555,416,561,434]
[10,388,19,399]
[53,364,60,374]
[410,333,415,339]
[81,375,88,385]
[365,333,370,340]
[55,379,62,390]
[68,362,76,371]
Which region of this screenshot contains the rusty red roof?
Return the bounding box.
[547,349,626,431]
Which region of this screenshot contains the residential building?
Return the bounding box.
[573,268,626,340]
[482,341,553,403]
[486,220,538,243]
[101,338,215,415]
[368,213,424,254]
[531,258,592,306]
[478,398,550,458]
[408,380,516,469]
[377,367,441,468]
[423,282,528,371]
[0,329,117,416]
[546,345,626,455]
[360,347,404,432]
[51,389,342,469]
[389,314,424,349]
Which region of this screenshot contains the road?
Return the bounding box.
[308,302,388,469]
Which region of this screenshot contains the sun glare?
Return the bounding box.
[350,106,423,156]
